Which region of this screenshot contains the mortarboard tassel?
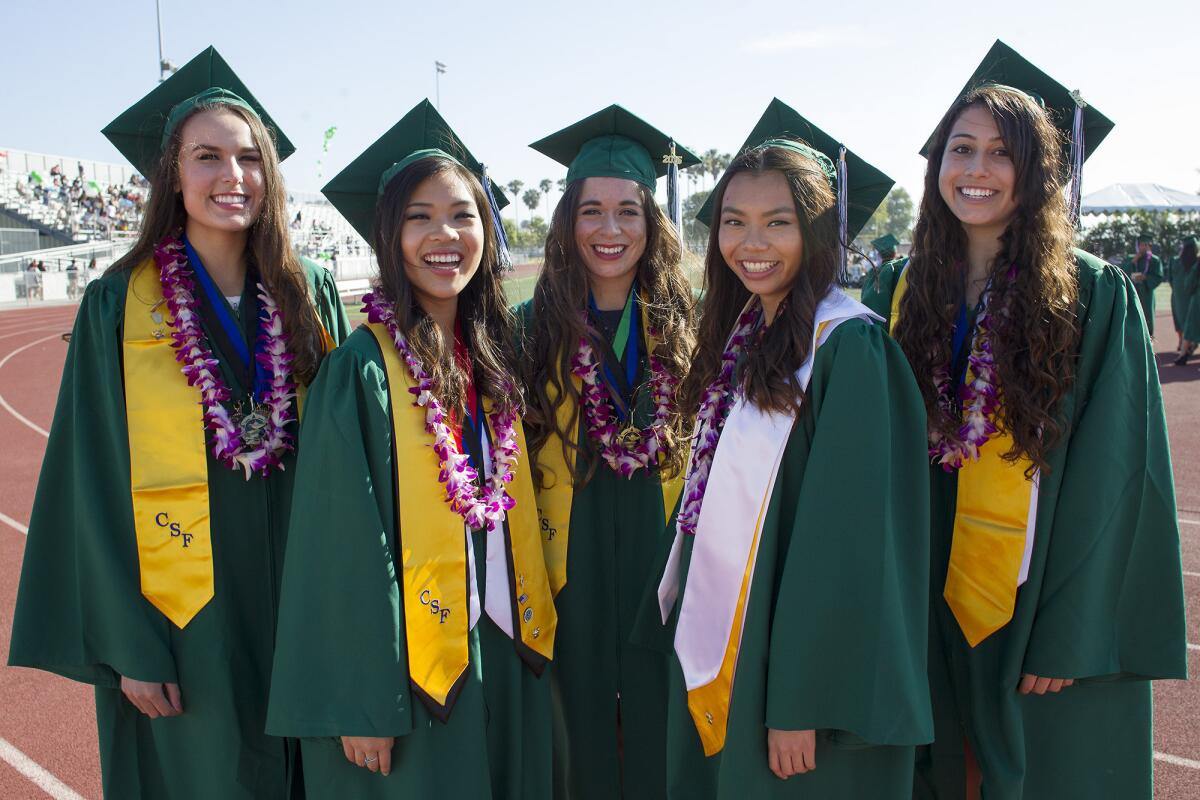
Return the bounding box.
[836,145,849,282]
[479,163,513,271]
[1067,90,1087,229]
[664,142,684,236]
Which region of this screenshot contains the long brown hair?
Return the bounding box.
[373,155,518,416]
[679,143,841,419]
[521,179,695,487]
[111,102,327,384]
[894,85,1080,471]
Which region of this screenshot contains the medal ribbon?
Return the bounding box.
[891,267,1039,648]
[123,259,215,628]
[536,300,683,596]
[587,282,640,418]
[369,323,555,720]
[182,237,270,400]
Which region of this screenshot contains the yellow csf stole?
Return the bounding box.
[536,306,685,596]
[123,259,327,629]
[658,289,878,757]
[368,323,556,718]
[891,267,1039,648]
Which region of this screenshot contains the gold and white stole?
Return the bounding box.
[656,288,882,756]
[889,266,1039,648]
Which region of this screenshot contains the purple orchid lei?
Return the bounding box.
[155,235,297,480]
[676,302,764,536]
[928,266,1014,471]
[363,292,519,531]
[571,328,678,479]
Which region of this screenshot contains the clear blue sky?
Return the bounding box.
[4,0,1197,215]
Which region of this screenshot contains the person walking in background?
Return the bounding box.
[1122,232,1164,338]
[1170,235,1199,365]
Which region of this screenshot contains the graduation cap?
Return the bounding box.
[322,99,512,266]
[695,98,894,260]
[102,46,294,179]
[871,233,900,255]
[529,105,701,231]
[921,40,1114,223]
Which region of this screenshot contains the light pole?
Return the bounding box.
[434,61,446,109]
[155,0,177,82]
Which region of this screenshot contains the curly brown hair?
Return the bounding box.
[678,142,841,418]
[111,102,328,385]
[894,84,1080,472]
[521,179,695,488]
[372,156,519,417]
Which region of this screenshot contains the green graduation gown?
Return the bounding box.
[862,250,1189,800]
[1120,252,1164,337]
[515,300,677,800]
[7,260,349,800]
[264,328,553,800]
[1168,256,1200,342]
[637,319,934,800]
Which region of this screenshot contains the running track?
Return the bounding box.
[0,303,1196,798]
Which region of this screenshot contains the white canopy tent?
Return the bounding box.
[1081,183,1200,214]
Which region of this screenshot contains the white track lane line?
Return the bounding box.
[0,511,28,535]
[1185,572,1200,578]
[1180,518,1199,526]
[1155,751,1200,771]
[0,325,65,341]
[0,737,85,800]
[0,333,61,438]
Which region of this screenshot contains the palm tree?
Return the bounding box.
[539,178,553,220]
[506,179,524,226]
[522,188,541,217]
[702,149,720,190]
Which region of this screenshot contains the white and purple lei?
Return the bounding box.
[928,265,1014,471]
[571,326,678,479]
[155,235,297,479]
[676,303,764,536]
[363,292,519,531]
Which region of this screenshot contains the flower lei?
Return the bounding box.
[155,235,297,479]
[676,303,764,536]
[572,321,679,479]
[928,266,1014,471]
[363,292,519,531]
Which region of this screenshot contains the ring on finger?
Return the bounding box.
[363,754,378,766]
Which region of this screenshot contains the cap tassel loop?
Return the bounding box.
[664,142,684,236]
[1067,90,1087,229]
[836,145,849,282]
[480,163,513,271]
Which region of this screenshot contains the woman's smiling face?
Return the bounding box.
[938,104,1019,235]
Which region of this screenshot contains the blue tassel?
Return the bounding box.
[663,142,684,236]
[1067,91,1087,229]
[480,163,513,270]
[836,145,849,281]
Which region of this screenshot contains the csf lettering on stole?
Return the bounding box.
[155,511,195,548]
[420,589,451,623]
[538,508,557,541]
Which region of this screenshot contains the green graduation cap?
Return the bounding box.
[871,233,900,254]
[102,46,294,179]
[321,99,510,254]
[919,40,1114,162]
[696,98,894,244]
[529,105,700,189]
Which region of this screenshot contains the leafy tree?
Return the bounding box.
[886,187,914,237]
[557,177,568,192]
[682,190,711,249]
[1078,211,1200,263]
[703,149,721,189]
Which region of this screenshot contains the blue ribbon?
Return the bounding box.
[587,281,640,421]
[182,237,270,399]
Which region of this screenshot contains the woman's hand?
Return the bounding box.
[767,728,816,779]
[1018,674,1074,695]
[342,736,393,776]
[119,676,183,718]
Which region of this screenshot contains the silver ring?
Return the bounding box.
[363,754,377,766]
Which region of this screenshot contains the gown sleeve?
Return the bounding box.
[7,277,176,686]
[764,322,934,746]
[265,335,416,738]
[304,257,352,346]
[1021,262,1188,681]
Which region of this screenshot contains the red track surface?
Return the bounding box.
[0,303,1195,799]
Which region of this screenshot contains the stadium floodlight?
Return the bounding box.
[434,61,447,109]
